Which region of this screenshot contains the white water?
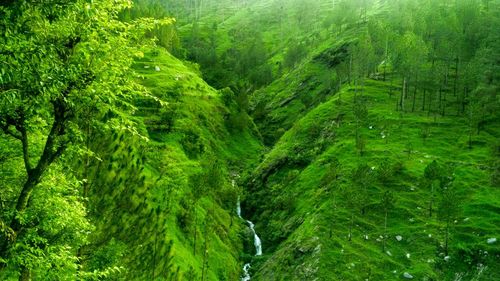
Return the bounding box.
[241,263,251,281]
[234,180,262,281]
[237,195,242,218]
[247,220,262,256]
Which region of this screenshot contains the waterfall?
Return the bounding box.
[247,220,262,256]
[234,180,262,281]
[241,263,251,281]
[237,195,242,218]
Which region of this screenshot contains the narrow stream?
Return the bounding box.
[234,180,262,281]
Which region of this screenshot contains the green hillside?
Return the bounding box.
[1,0,499,280]
[245,77,500,280]
[80,48,263,280]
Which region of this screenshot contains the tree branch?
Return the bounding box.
[15,121,32,173]
[0,122,21,140]
[1,115,32,172]
[13,97,68,215]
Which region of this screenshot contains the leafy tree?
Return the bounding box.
[283,42,307,69]
[424,160,441,218]
[320,158,342,238]
[0,0,172,278]
[341,185,360,242]
[392,32,427,112]
[377,159,394,184]
[437,186,461,256]
[353,96,368,156]
[380,190,395,253]
[350,164,373,215]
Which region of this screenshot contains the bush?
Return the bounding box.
[284,42,307,69]
[180,128,205,158]
[176,197,193,234]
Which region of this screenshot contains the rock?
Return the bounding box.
[487,237,497,244]
[396,235,403,241]
[403,272,414,279]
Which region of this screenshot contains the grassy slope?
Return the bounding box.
[86,48,263,280]
[245,77,500,280]
[137,1,499,280]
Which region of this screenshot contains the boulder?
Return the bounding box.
[403,272,414,279]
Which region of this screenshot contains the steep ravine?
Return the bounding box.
[235,180,263,281]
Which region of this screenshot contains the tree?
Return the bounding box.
[392,32,427,112]
[283,42,307,69]
[380,190,395,253]
[437,186,461,256]
[0,0,172,278]
[353,96,368,156]
[189,172,206,256]
[424,160,441,218]
[320,158,342,238]
[341,185,360,242]
[350,164,373,215]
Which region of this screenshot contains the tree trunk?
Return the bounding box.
[444,220,449,256]
[348,212,354,241]
[422,88,426,111]
[438,83,443,116]
[348,54,352,85]
[399,77,406,112]
[193,208,197,256]
[201,221,210,281]
[453,57,459,97]
[383,209,388,252]
[412,73,418,112]
[152,228,157,280]
[429,183,434,217]
[462,87,467,115]
[405,76,410,99]
[468,125,473,149]
[19,267,30,281]
[383,36,388,81]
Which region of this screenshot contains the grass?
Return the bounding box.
[84,47,263,280]
[245,76,500,280]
